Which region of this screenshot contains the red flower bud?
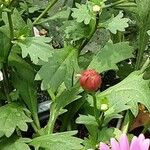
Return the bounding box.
[80,69,102,92]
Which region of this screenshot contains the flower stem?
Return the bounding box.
[33,0,59,25]
[7,11,14,41]
[140,57,150,74]
[46,107,58,134]
[104,0,126,8]
[79,13,99,52]
[121,111,130,134]
[2,11,14,103]
[91,93,101,127]
[2,68,11,103]
[32,112,41,130]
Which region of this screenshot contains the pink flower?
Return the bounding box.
[99,134,150,150]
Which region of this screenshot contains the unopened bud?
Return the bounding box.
[80,69,102,92]
[92,5,101,12]
[101,104,108,111]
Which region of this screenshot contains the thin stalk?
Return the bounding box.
[104,0,126,9]
[25,111,40,134]
[135,29,146,70]
[92,93,101,127]
[46,109,58,134]
[121,111,130,134]
[32,112,41,130]
[140,57,150,74]
[116,117,123,129]
[7,12,14,41]
[33,0,59,25]
[79,13,99,53]
[48,89,56,102]
[2,68,11,103]
[2,11,14,103]
[31,121,40,134]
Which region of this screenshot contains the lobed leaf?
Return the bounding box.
[88,41,133,72]
[0,136,31,150]
[0,103,32,137]
[17,37,53,64]
[100,12,129,34]
[97,71,150,118]
[72,3,94,25]
[35,46,79,92]
[30,131,83,150]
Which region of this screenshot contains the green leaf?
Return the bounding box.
[83,136,97,150]
[0,136,31,150]
[72,3,94,25]
[76,114,98,126]
[88,41,133,72]
[98,127,114,142]
[55,85,81,110]
[0,103,32,137]
[97,71,150,117]
[0,9,31,38]
[9,53,39,127]
[35,46,78,92]
[62,20,89,43]
[17,37,53,64]
[30,131,83,150]
[100,12,129,34]
[136,0,150,28]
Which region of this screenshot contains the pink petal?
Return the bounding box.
[138,134,145,149]
[130,136,140,150]
[138,134,145,142]
[99,143,110,150]
[110,138,120,150]
[140,139,150,150]
[119,134,130,150]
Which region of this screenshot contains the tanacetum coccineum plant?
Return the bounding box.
[99,134,150,150]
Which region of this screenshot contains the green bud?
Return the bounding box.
[100,103,108,111]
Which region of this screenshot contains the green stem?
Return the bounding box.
[7,11,14,41]
[135,30,145,70]
[79,14,99,52]
[92,93,101,127]
[33,0,59,25]
[25,110,40,134]
[48,89,56,102]
[46,109,58,134]
[104,0,126,8]
[2,12,14,103]
[32,112,41,130]
[2,68,11,103]
[121,111,130,134]
[30,121,40,135]
[140,57,150,74]
[116,117,123,129]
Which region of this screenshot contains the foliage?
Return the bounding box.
[0,0,149,149]
[100,12,130,34]
[30,131,83,150]
[0,103,32,137]
[89,41,133,72]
